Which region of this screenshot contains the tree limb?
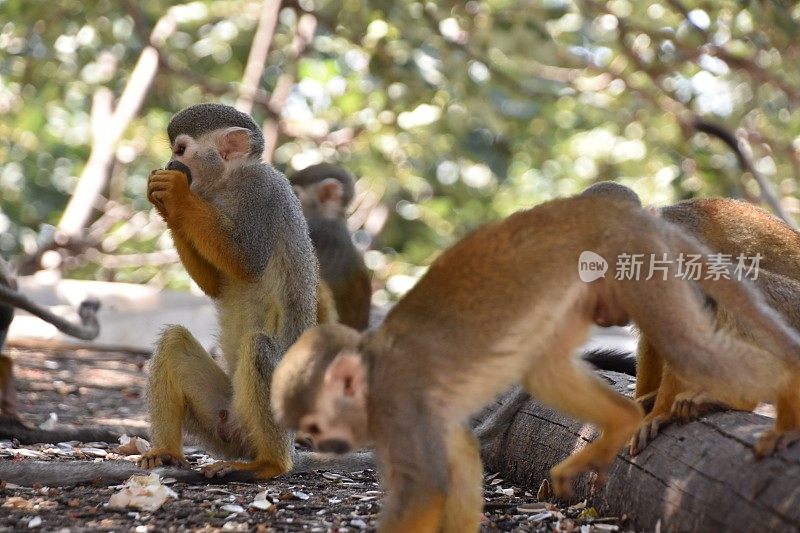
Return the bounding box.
[235,0,282,114]
[0,285,100,341]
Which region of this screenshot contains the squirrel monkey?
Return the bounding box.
[138,104,321,479]
[288,163,372,331]
[582,182,800,455]
[271,195,800,531]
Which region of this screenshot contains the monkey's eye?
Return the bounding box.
[174,144,186,156]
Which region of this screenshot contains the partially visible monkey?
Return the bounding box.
[0,259,19,428]
[581,181,800,454]
[271,194,800,531]
[0,257,101,436]
[288,163,372,331]
[138,103,322,480]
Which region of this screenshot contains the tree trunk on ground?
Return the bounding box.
[0,452,374,488]
[475,371,800,532]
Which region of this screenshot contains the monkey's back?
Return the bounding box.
[374,197,654,368]
[661,198,800,282]
[214,163,319,365]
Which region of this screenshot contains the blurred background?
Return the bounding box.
[1,0,799,309]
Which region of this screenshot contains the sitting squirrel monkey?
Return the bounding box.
[271,195,800,532]
[139,103,323,479]
[583,182,800,455]
[289,163,372,331]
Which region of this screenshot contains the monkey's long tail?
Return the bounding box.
[581,348,637,376]
[666,224,800,363]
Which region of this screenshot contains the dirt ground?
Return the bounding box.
[0,344,631,532]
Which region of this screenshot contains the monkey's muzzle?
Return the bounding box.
[317,438,351,455]
[166,160,192,184]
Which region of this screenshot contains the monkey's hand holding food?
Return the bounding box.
[147,168,193,221]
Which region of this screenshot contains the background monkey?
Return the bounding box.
[582,181,800,454]
[138,103,320,480]
[288,163,372,331]
[271,194,800,531]
[0,257,101,431]
[0,260,19,429]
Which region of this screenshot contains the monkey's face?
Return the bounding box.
[291,178,345,220]
[298,353,369,454]
[166,127,252,199]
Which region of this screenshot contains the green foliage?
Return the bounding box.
[1,0,799,298]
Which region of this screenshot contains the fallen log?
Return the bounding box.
[0,424,142,445]
[476,371,800,532]
[0,451,375,487]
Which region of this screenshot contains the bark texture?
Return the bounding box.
[476,371,800,532]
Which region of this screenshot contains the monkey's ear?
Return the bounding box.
[292,185,308,202]
[315,178,344,208]
[324,352,366,398]
[219,127,252,161]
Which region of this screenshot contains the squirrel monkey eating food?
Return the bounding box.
[583,181,800,455]
[271,194,800,531]
[139,103,321,479]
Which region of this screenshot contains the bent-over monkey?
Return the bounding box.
[271,195,800,532]
[582,181,800,454]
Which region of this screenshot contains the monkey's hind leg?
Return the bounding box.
[442,425,483,533]
[202,333,293,480]
[524,358,642,499]
[634,339,663,414]
[139,325,237,469]
[629,368,685,455]
[755,373,800,457]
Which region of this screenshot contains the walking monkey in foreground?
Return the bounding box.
[289,163,372,330]
[138,104,322,479]
[272,195,800,532]
[582,181,800,454]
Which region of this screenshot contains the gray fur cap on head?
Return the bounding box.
[167,103,265,157]
[288,163,356,207]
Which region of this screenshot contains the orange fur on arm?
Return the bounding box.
[169,195,256,283]
[171,231,222,297]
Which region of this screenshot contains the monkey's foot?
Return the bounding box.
[138,449,188,470]
[201,460,289,480]
[549,460,608,500]
[549,449,615,500]
[670,392,727,425]
[754,429,800,458]
[629,413,671,456]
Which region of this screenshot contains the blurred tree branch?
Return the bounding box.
[262,12,317,161]
[578,0,796,226]
[56,15,172,239]
[235,0,282,114]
